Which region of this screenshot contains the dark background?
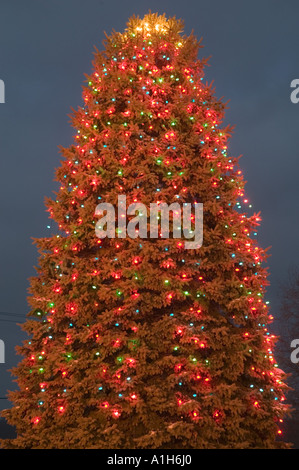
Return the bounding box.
[0,0,298,446]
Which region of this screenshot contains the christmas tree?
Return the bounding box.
[2,13,290,449]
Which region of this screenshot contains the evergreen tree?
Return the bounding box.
[1,13,290,449]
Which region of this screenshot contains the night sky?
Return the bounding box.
[0,0,298,419]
